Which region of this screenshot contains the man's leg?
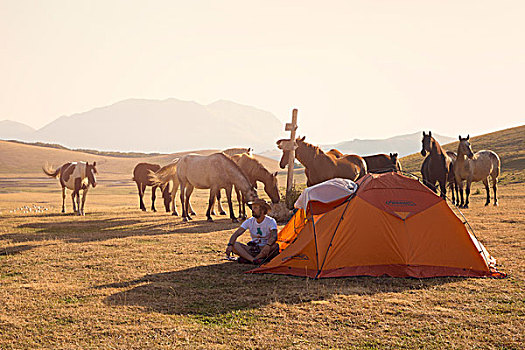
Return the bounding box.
[233,242,256,262]
[254,243,280,261]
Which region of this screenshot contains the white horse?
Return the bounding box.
[455,135,500,208]
[43,162,98,215]
[177,153,258,222]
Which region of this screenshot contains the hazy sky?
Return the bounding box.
[1,0,523,144]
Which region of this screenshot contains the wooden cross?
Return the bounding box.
[283,109,298,199]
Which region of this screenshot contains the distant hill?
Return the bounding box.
[258,131,455,161]
[0,120,35,141]
[0,140,280,175]
[400,125,525,184]
[321,132,455,157]
[1,99,285,153]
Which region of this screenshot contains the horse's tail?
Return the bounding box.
[358,157,367,179]
[149,159,179,186]
[489,151,501,179]
[42,163,60,178]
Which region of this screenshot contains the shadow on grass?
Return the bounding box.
[0,244,37,256]
[96,262,464,316]
[2,216,239,244]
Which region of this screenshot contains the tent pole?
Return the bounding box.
[309,203,320,279]
[314,197,353,279]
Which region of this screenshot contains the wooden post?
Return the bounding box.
[285,109,298,199]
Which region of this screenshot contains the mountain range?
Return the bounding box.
[0,99,285,153]
[1,98,454,156]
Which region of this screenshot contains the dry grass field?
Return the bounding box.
[0,132,524,349]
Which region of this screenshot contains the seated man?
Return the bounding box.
[225,198,279,264]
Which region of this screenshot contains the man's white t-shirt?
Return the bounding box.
[241,216,278,247]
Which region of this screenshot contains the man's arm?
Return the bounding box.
[225,227,246,256]
[267,229,278,246]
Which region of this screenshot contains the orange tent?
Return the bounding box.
[250,172,503,278]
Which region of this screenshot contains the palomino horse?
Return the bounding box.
[148,160,197,216]
[420,131,453,199]
[177,153,258,222]
[277,137,367,187]
[230,153,280,219]
[132,163,171,212]
[421,150,459,205]
[43,162,98,215]
[328,149,402,172]
[455,135,500,208]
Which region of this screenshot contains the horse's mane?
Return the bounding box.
[222,148,250,157]
[235,154,272,178]
[216,153,252,185]
[298,139,325,159]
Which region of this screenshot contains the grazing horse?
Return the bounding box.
[230,153,280,219]
[133,163,171,212]
[277,137,367,186]
[42,162,98,215]
[177,153,258,222]
[455,135,500,208]
[148,160,197,216]
[420,131,453,199]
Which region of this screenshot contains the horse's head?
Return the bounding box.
[264,171,281,204]
[421,131,433,156]
[458,135,474,159]
[390,153,399,170]
[86,162,98,188]
[277,138,298,169]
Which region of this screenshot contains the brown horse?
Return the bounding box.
[132,163,171,212]
[329,149,402,172]
[363,153,402,173]
[455,135,500,208]
[420,131,453,199]
[43,161,98,215]
[148,161,197,216]
[421,150,459,205]
[177,153,258,222]
[277,136,367,187]
[230,153,280,219]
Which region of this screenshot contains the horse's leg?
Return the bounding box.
[80,188,88,216]
[216,190,227,215]
[188,200,196,216]
[71,191,77,213]
[184,184,194,221]
[225,186,238,223]
[452,180,459,205]
[61,186,66,213]
[180,180,188,221]
[457,180,465,208]
[235,186,243,219]
[171,185,178,216]
[72,179,82,214]
[482,178,490,206]
[137,182,146,211]
[162,185,171,213]
[151,185,157,212]
[492,176,498,206]
[206,188,218,222]
[439,178,447,199]
[464,179,471,209]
